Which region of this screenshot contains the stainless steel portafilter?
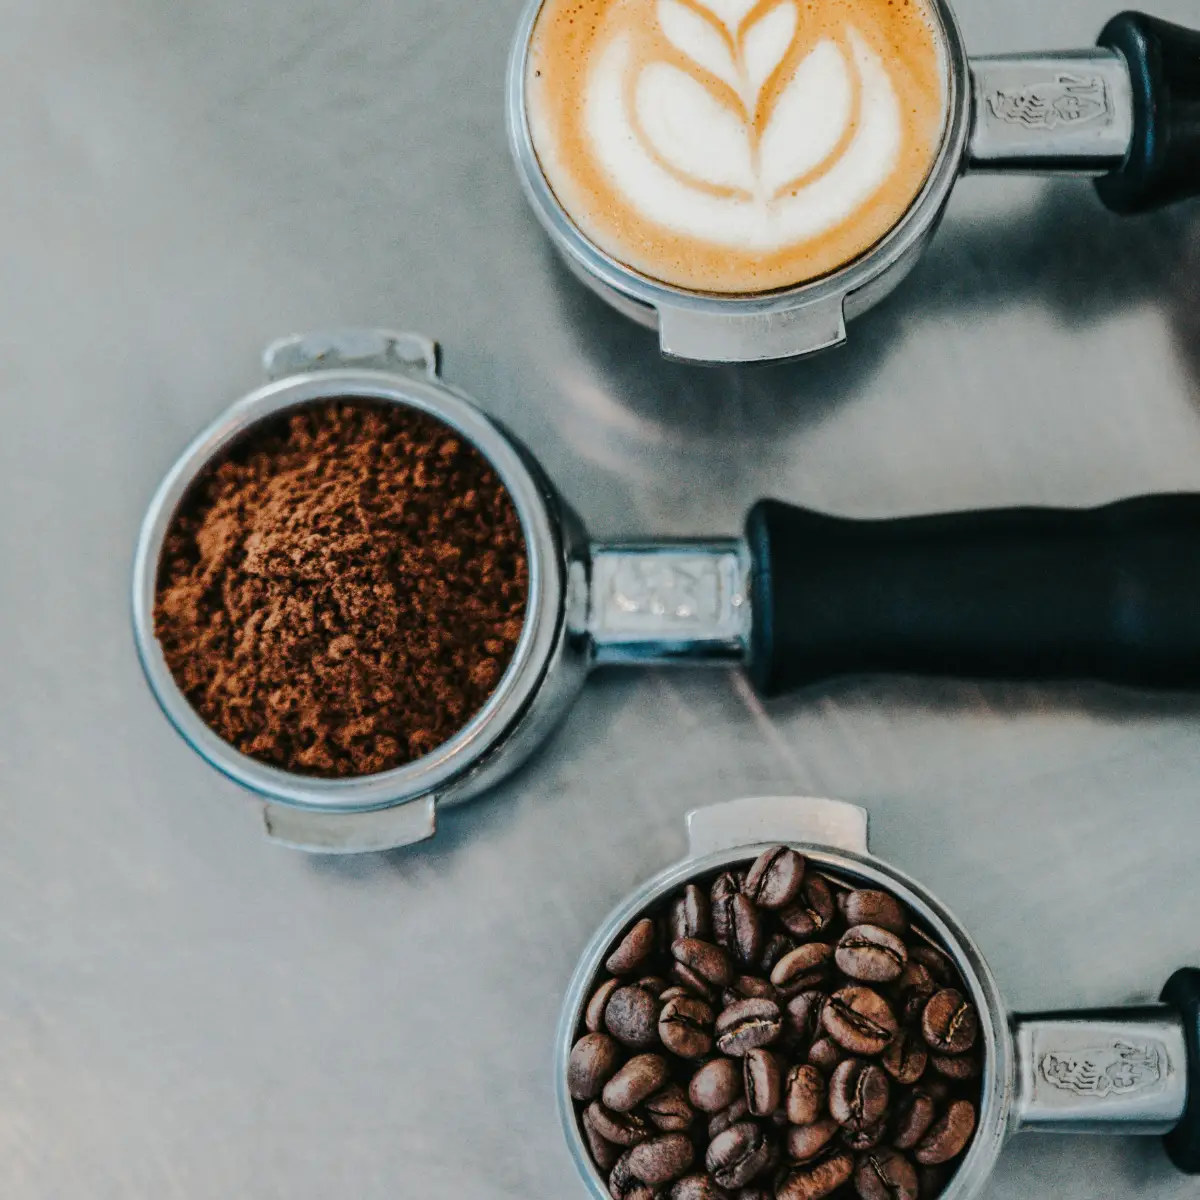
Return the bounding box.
[508,7,1200,363]
[557,796,1200,1199]
[134,329,1200,854]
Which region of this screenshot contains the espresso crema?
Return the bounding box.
[526,0,947,294]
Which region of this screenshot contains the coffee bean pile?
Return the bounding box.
[568,847,984,1200]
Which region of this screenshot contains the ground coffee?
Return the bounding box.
[154,399,528,777]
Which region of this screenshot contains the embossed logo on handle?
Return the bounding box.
[988,74,1110,131]
[1039,1041,1164,1098]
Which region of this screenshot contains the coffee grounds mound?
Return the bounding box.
[154,399,528,777]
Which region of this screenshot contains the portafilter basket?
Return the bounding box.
[508,6,1200,363]
[135,329,1200,854]
[558,796,1200,1199]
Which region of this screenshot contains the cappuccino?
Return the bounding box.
[526,0,946,294]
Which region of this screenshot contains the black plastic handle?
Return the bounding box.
[1097,12,1200,213]
[1162,968,1200,1172]
[745,495,1200,697]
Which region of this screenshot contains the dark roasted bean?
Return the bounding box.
[569,1032,623,1100]
[770,943,834,996]
[785,1117,839,1162]
[673,939,734,987]
[607,986,664,1049]
[711,873,741,952]
[835,925,908,983]
[724,975,777,1008]
[645,1083,695,1132]
[743,1048,782,1116]
[708,1098,749,1139]
[670,885,712,943]
[895,962,937,1025]
[690,1058,742,1113]
[628,1134,695,1186]
[758,934,795,976]
[583,1103,623,1170]
[672,962,719,1002]
[715,998,782,1056]
[914,1100,976,1165]
[636,976,668,997]
[785,1064,826,1126]
[854,1147,918,1200]
[843,890,909,937]
[839,1120,887,1151]
[659,995,715,1059]
[609,1150,637,1199]
[786,989,826,1040]
[587,978,622,1033]
[931,1051,981,1081]
[733,1189,769,1200]
[730,894,763,966]
[807,1037,847,1073]
[744,846,806,909]
[908,945,956,988]
[604,1054,672,1112]
[776,1149,854,1200]
[890,1091,936,1151]
[660,986,690,1004]
[822,987,898,1055]
[921,990,979,1055]
[779,875,837,940]
[670,1175,728,1200]
[608,919,657,975]
[829,1059,890,1131]
[588,1101,652,1147]
[705,1123,772,1190]
[880,1029,928,1086]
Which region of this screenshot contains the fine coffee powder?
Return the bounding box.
[154,399,528,777]
[569,848,984,1199]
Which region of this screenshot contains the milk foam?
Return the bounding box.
[527,0,946,292]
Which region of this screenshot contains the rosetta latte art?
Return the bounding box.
[527,0,946,293]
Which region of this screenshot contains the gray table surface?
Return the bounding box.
[4,0,1200,1195]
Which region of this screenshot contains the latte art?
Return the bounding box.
[527,0,946,293]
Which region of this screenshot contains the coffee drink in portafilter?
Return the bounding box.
[567,847,983,1198]
[526,0,947,294]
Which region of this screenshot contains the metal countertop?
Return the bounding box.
[2,0,1198,1195]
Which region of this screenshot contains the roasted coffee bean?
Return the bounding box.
[628,1133,695,1185]
[908,945,955,987]
[829,1059,890,1131]
[776,1149,854,1200]
[670,1175,728,1200]
[785,1117,839,1162]
[604,1054,672,1112]
[921,989,979,1055]
[914,1100,976,1165]
[771,943,834,996]
[711,873,741,951]
[659,996,714,1059]
[660,986,690,1004]
[890,1091,936,1151]
[609,1149,637,1199]
[636,976,668,997]
[569,1032,623,1100]
[843,890,909,937]
[608,919,657,975]
[708,1098,749,1139]
[724,975,777,1008]
[779,876,836,940]
[880,1030,928,1086]
[822,987,898,1055]
[588,1101,653,1147]
[758,934,795,976]
[673,939,734,988]
[672,962,719,1002]
[836,925,908,983]
[807,1038,847,1073]
[895,962,938,1024]
[854,1147,918,1200]
[734,1189,770,1200]
[786,990,825,1039]
[785,1064,826,1126]
[645,1083,695,1132]
[744,846,806,910]
[670,885,712,944]
[918,1077,954,1107]
[607,986,664,1050]
[690,1058,742,1113]
[839,1120,887,1151]
[916,1164,952,1199]
[705,1123,772,1190]
[715,998,782,1056]
[743,1048,782,1116]
[932,1051,981,1081]
[587,978,622,1033]
[583,1103,623,1170]
[730,894,763,967]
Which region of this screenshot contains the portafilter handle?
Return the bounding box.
[1011,969,1200,1172]
[967,11,1200,212]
